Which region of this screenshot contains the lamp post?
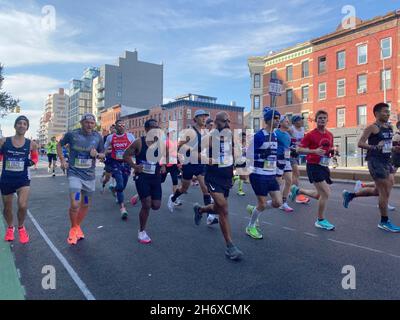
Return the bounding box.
[367,33,387,103]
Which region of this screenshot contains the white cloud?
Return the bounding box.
[0,9,110,67]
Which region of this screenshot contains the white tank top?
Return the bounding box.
[291,126,305,140]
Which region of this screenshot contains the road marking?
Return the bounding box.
[327,238,385,254]
[26,209,96,300]
[282,227,296,231]
[304,232,318,238]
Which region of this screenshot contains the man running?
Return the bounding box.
[275,115,294,213]
[57,113,105,245]
[101,124,116,193]
[168,109,218,226]
[232,132,248,196]
[0,116,38,243]
[289,110,335,231]
[46,136,58,176]
[245,107,282,240]
[123,119,166,244]
[342,103,400,232]
[104,120,135,219]
[193,112,243,260]
[289,115,310,204]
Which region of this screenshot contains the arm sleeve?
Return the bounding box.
[299,132,310,148]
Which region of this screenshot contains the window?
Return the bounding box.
[337,108,345,127]
[270,70,277,80]
[253,118,260,131]
[357,44,367,65]
[318,82,326,100]
[286,89,293,105]
[238,114,243,123]
[336,51,346,70]
[318,56,326,74]
[337,79,346,97]
[187,109,191,120]
[357,105,367,126]
[254,73,261,88]
[301,61,309,78]
[253,95,260,110]
[286,65,293,81]
[302,112,309,131]
[381,37,392,59]
[381,69,392,90]
[357,74,367,93]
[302,86,309,102]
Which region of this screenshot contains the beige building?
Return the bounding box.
[247,56,265,130]
[38,88,69,147]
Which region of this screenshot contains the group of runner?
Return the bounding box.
[1,102,400,262]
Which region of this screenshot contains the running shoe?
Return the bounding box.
[193,203,203,225]
[245,226,263,239]
[342,190,354,209]
[237,190,246,196]
[314,219,335,231]
[67,227,78,245]
[130,194,139,206]
[76,226,85,240]
[376,204,396,211]
[138,230,152,244]
[246,205,260,230]
[120,207,128,220]
[378,220,400,233]
[167,194,175,213]
[279,202,294,213]
[4,226,15,242]
[174,198,183,206]
[206,214,219,226]
[289,185,300,202]
[354,180,363,193]
[295,194,310,204]
[18,226,29,244]
[225,244,243,261]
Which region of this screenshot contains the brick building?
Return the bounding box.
[99,104,121,135]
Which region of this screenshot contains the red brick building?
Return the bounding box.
[100,104,121,135]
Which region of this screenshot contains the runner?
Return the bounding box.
[0,115,38,243]
[232,132,248,196]
[275,115,294,213]
[289,115,310,204]
[289,109,335,231]
[101,124,117,193]
[57,113,105,245]
[245,107,282,240]
[193,112,243,260]
[123,119,166,244]
[46,136,58,177]
[104,119,135,219]
[61,145,69,175]
[352,180,395,211]
[168,109,218,226]
[342,103,400,232]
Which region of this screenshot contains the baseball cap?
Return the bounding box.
[263,107,281,121]
[206,118,214,124]
[81,113,96,122]
[144,119,158,129]
[291,115,304,124]
[194,109,209,118]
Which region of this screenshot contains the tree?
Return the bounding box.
[0,64,19,118]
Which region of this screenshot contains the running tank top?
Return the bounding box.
[206,134,234,179]
[136,136,160,175]
[184,126,203,164]
[366,123,393,161]
[1,137,31,182]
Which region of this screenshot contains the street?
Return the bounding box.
[4,160,400,300]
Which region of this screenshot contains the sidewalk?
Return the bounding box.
[0,221,25,300]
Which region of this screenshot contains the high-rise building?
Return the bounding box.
[93,50,163,117]
[38,88,69,146]
[68,67,100,130]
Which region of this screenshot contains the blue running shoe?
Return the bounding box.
[289,185,299,202]
[315,219,335,231]
[342,190,354,209]
[378,220,400,233]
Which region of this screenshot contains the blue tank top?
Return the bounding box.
[1,137,31,182]
[366,123,393,161]
[136,136,160,175]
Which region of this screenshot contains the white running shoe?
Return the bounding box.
[354,180,363,193]
[138,230,151,244]
[168,194,175,213]
[206,214,219,226]
[376,204,396,211]
[174,198,182,206]
[279,202,294,213]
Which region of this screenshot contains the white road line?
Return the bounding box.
[304,232,318,238]
[282,227,296,231]
[327,238,385,254]
[26,210,96,300]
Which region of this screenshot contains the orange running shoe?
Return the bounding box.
[76,226,85,240]
[296,194,310,204]
[67,227,78,245]
[18,226,29,244]
[4,226,15,242]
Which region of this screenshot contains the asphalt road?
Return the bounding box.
[5,161,400,300]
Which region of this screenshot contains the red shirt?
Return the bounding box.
[300,128,333,164]
[111,133,132,161]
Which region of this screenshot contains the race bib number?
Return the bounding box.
[263,156,277,171]
[169,156,177,164]
[319,156,330,167]
[5,159,24,172]
[142,161,156,174]
[383,140,392,154]
[284,149,291,159]
[115,150,124,160]
[74,155,92,169]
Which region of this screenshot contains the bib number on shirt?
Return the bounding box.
[115,150,125,160]
[5,160,25,172]
[383,140,393,154]
[319,156,330,167]
[74,155,92,169]
[284,149,291,159]
[142,161,156,174]
[263,156,277,171]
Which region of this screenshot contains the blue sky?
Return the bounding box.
[0,0,399,137]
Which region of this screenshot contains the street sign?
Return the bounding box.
[269,79,283,96]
